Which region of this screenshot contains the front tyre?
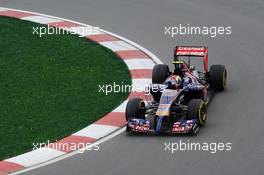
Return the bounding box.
[152,64,170,84]
[125,98,145,121]
[209,65,227,91]
[187,99,207,127]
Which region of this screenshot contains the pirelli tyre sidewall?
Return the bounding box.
[125,98,146,121]
[187,99,207,127]
[209,64,227,91]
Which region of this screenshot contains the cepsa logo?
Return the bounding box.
[176,47,206,56]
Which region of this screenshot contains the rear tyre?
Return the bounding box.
[152,64,170,84]
[187,99,207,127]
[209,65,227,91]
[125,98,145,121]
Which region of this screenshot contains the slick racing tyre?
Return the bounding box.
[152,64,170,84]
[209,65,227,91]
[125,98,146,121]
[187,99,207,127]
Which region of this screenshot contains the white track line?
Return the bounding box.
[100,41,138,51]
[112,100,128,113]
[124,59,155,70]
[21,16,62,24]
[73,124,119,139]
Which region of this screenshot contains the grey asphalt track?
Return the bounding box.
[1,0,264,175]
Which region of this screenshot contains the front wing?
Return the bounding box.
[127,118,199,135]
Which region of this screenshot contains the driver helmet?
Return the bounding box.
[165,75,182,89]
[173,60,186,76]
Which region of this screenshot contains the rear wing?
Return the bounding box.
[174,46,208,57]
[174,46,209,72]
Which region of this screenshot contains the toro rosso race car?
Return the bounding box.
[126,46,227,135]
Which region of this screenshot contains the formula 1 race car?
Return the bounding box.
[126,46,227,135]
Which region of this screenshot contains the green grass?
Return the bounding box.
[0,16,131,160]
